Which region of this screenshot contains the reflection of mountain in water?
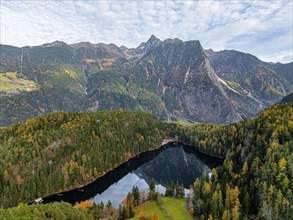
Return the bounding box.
[41,144,222,207]
[91,145,212,207]
[134,146,211,188]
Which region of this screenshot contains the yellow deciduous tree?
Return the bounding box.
[241,161,248,176]
[139,209,145,220]
[202,182,211,194]
[3,170,9,183]
[152,212,158,220]
[16,175,24,186]
[278,157,287,171]
[208,214,213,220]
[231,206,240,220]
[230,186,240,207]
[212,168,218,181]
[222,209,231,220]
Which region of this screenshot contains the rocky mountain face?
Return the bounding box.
[206,49,292,109]
[1,36,292,126]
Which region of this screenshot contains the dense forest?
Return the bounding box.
[0,103,292,219]
[187,103,293,219]
[0,202,94,220]
[0,199,125,220]
[0,111,168,207]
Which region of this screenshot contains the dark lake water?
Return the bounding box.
[41,143,222,207]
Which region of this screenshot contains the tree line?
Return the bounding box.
[187,103,292,219]
[0,110,168,207]
[0,103,292,219]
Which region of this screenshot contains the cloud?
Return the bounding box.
[280,54,293,63]
[1,0,292,63]
[90,173,148,207]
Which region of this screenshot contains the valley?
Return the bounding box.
[0,36,292,220]
[1,1,292,219]
[0,101,292,219]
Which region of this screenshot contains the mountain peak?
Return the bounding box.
[41,40,69,48]
[147,34,160,43]
[135,35,161,54]
[145,35,161,49]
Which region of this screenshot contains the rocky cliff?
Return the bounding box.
[1,36,292,126]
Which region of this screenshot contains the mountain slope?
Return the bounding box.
[0,111,166,207]
[126,38,243,123]
[0,43,87,126]
[1,36,292,126]
[206,49,292,108]
[0,102,291,219]
[178,102,293,219]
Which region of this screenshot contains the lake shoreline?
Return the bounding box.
[30,142,223,206]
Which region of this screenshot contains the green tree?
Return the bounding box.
[231,206,240,220]
[222,209,231,220]
[149,178,155,191]
[149,178,156,200]
[132,186,140,206]
[211,191,220,219]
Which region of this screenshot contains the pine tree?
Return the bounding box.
[231,206,240,220]
[128,205,135,218]
[122,206,128,219]
[175,181,180,197]
[132,186,140,206]
[222,209,231,220]
[218,189,224,214]
[212,168,218,181]
[278,157,287,171]
[241,161,248,176]
[149,178,155,191]
[211,191,220,219]
[243,192,250,216]
[165,183,173,197]
[149,178,156,200]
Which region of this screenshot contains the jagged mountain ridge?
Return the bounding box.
[0,36,292,126]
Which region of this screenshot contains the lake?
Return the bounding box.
[41,143,222,207]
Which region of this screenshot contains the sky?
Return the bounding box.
[1,0,292,63]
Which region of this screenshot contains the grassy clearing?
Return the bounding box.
[162,198,192,220]
[131,200,168,219]
[130,198,192,220]
[0,72,39,94]
[167,120,200,126]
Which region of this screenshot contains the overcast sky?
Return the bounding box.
[1,0,292,63]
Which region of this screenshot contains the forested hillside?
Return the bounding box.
[0,103,292,219]
[0,111,167,207]
[187,103,293,219]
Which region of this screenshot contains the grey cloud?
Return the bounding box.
[1,0,292,63]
